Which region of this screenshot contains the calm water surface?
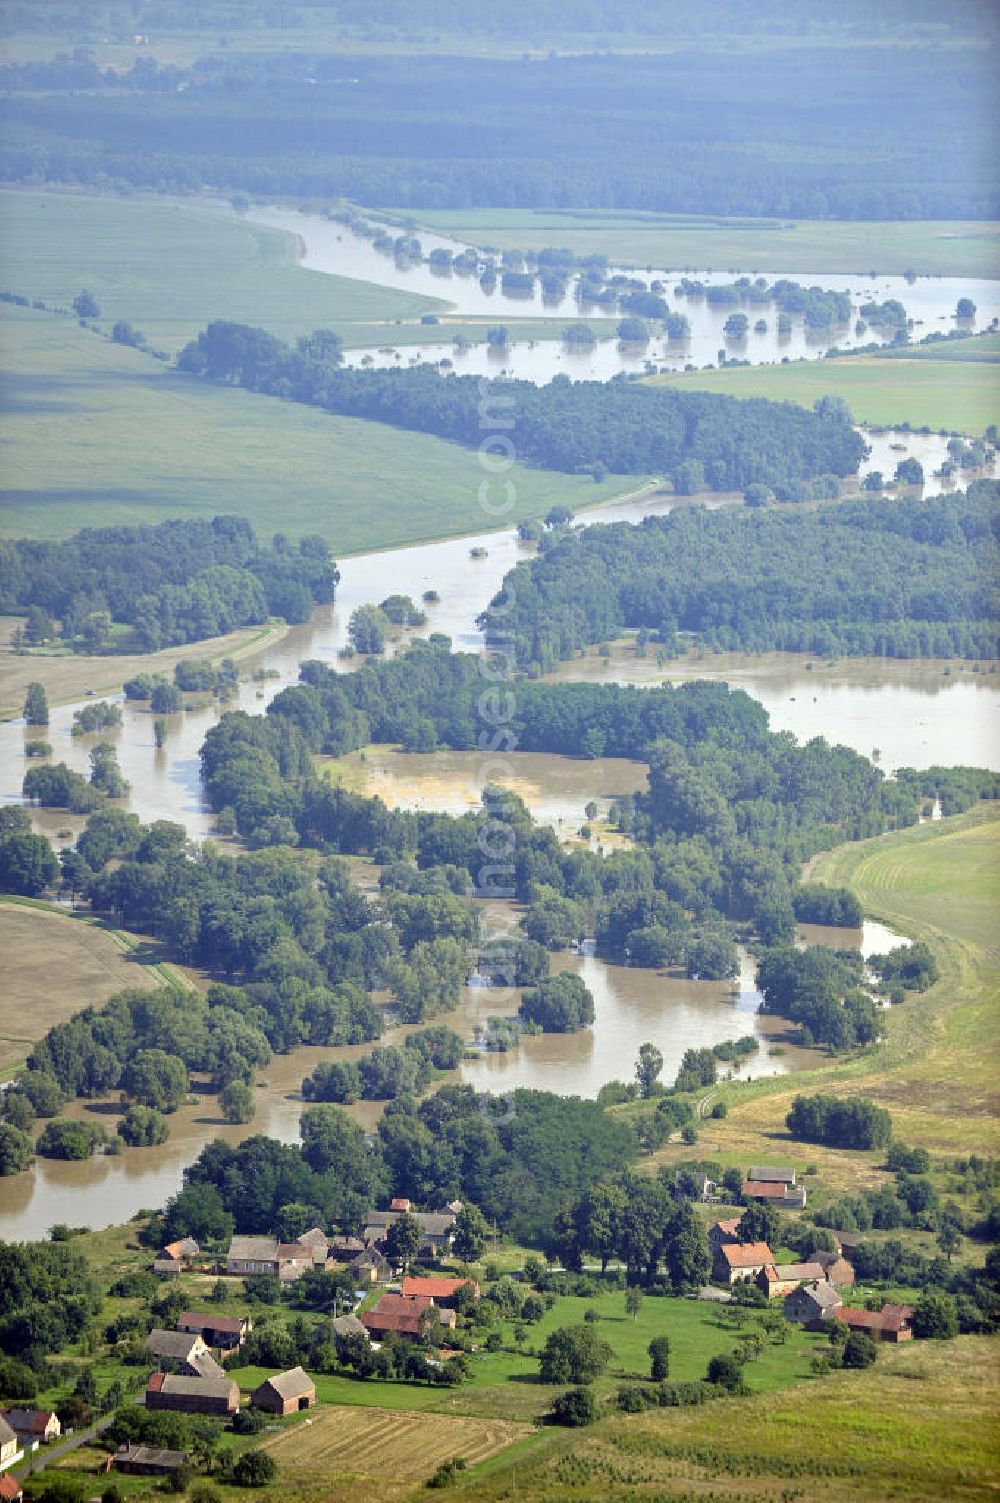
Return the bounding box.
[240,204,1000,383]
[0,904,898,1241]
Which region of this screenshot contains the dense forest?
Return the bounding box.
[0,515,338,651]
[1,35,995,218]
[177,323,865,487]
[479,483,1000,668]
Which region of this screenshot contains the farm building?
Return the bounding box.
[708,1218,742,1251]
[177,1312,251,1349]
[225,1235,316,1280]
[331,1313,369,1343]
[742,1179,807,1209]
[227,1235,280,1275]
[297,1227,330,1264]
[756,1262,829,1298]
[812,1251,856,1286]
[145,1373,239,1417]
[347,1247,391,1285]
[835,1304,914,1342]
[159,1237,199,1264]
[401,1276,479,1306]
[144,1330,225,1379]
[0,1416,21,1473]
[252,1367,317,1415]
[784,1281,844,1325]
[329,1235,366,1258]
[0,1474,23,1501]
[155,1237,198,1275]
[1,1410,60,1446]
[361,1294,457,1341]
[750,1165,797,1185]
[362,1208,457,1256]
[111,1443,190,1476]
[712,1241,775,1285]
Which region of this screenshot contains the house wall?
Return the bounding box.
[146,1392,236,1416]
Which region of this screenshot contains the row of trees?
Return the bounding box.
[178,320,865,488]
[162,1084,639,1249]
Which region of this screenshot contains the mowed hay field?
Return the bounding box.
[407,208,1000,278]
[0,307,640,550]
[646,355,1000,434]
[262,1405,531,1502]
[427,1337,1000,1503]
[0,902,162,1073]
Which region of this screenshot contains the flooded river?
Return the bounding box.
[0,896,900,1241]
[2,444,996,847]
[0,205,990,1240]
[241,204,1000,383]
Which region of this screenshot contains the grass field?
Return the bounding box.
[647,355,1000,433]
[878,331,1000,363]
[0,614,287,721]
[0,901,166,1073]
[427,1336,1000,1503]
[638,805,1000,1205]
[0,189,621,357]
[0,307,641,550]
[0,189,446,353]
[233,1287,820,1430]
[405,209,1000,278]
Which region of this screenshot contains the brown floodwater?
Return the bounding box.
[2,454,996,850]
[318,746,649,840]
[0,892,898,1241]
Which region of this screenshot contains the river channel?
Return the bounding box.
[240,203,1000,382]
[0,894,904,1241]
[0,208,993,1240]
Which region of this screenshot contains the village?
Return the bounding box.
[0,1164,930,1500]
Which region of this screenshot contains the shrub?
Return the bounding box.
[841,1331,878,1368]
[539,1325,612,1384]
[427,1457,467,1488]
[706,1353,746,1392]
[231,1449,278,1487]
[912,1290,959,1339]
[550,1385,598,1427]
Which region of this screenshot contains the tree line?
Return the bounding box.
[177,320,865,488]
[2,42,994,219]
[480,483,1000,669]
[0,515,338,653]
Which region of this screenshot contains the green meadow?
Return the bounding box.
[0,188,446,353]
[448,1337,1000,1503]
[0,307,640,551]
[646,354,1000,433]
[404,207,1000,278]
[222,1289,819,1426]
[0,189,615,354]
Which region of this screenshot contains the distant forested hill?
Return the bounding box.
[480,483,1000,669]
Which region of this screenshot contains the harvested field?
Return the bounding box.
[261,1404,531,1501]
[0,902,161,1072]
